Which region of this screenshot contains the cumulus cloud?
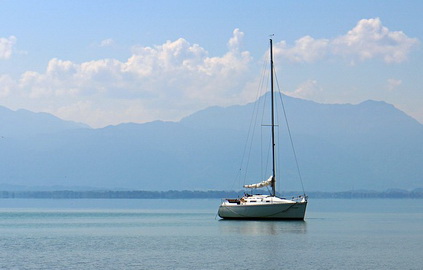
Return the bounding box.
[332,18,419,63]
[2,21,418,127]
[286,80,323,100]
[228,28,244,51]
[0,36,17,59]
[99,38,115,47]
[387,78,402,91]
[275,36,329,63]
[6,30,253,127]
[274,18,419,64]
[0,75,15,97]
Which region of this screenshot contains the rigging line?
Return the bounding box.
[237,56,269,189]
[261,128,273,184]
[273,70,306,196]
[274,114,281,194]
[247,58,269,181]
[257,52,275,184]
[266,136,272,180]
[259,80,268,181]
[257,60,271,189]
[273,82,282,194]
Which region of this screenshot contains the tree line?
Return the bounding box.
[0,189,422,199]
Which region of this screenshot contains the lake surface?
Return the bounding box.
[0,198,422,269]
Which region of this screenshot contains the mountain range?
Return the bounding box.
[0,95,422,192]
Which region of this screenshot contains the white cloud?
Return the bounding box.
[0,36,17,59]
[275,18,419,64]
[332,18,419,63]
[387,78,402,91]
[0,75,15,97]
[99,38,115,47]
[286,80,323,100]
[5,30,253,127]
[228,28,244,51]
[5,21,416,128]
[275,36,329,63]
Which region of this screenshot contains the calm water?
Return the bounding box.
[0,199,422,269]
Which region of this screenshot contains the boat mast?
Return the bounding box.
[270,38,276,197]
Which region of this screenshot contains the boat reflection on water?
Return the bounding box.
[218,219,307,236]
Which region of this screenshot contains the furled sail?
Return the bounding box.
[243,176,273,189]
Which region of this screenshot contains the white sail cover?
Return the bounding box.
[243,176,273,189]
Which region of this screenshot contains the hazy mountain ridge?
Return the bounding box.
[0,105,90,138]
[0,96,421,191]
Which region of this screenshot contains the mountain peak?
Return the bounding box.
[0,105,90,138]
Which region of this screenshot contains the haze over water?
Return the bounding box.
[0,198,421,269]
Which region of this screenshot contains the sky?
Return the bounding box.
[0,0,422,128]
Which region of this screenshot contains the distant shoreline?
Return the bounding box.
[0,189,422,199]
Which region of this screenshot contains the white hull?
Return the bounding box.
[218,197,307,220]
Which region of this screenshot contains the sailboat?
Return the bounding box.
[217,38,308,220]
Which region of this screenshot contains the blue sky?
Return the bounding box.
[1,0,422,127]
